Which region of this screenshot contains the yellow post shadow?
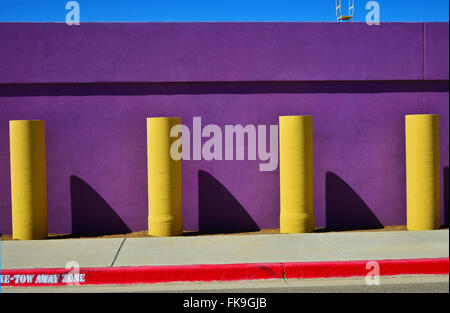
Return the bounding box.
[405,114,440,230]
[147,117,183,236]
[279,115,314,233]
[9,120,48,240]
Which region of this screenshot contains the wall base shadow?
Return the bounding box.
[70,175,131,236]
[198,170,260,234]
[325,172,383,231]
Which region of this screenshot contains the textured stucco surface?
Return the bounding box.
[0,22,448,234]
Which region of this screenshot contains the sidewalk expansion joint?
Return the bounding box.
[110,238,126,267]
[281,263,292,287]
[313,234,349,261]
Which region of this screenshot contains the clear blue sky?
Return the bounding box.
[0,0,448,22]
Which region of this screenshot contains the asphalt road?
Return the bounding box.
[191,282,449,293]
[3,275,448,293]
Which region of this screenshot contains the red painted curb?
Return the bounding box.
[283,258,449,279]
[1,258,448,287]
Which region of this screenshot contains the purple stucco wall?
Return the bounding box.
[0,22,448,235]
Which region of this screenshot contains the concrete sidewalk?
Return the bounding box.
[1,229,448,270]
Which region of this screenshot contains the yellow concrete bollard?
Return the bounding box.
[147,117,183,236]
[405,114,440,230]
[9,120,48,240]
[279,115,314,233]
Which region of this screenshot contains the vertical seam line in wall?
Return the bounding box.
[422,22,426,113]
[110,238,126,267]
